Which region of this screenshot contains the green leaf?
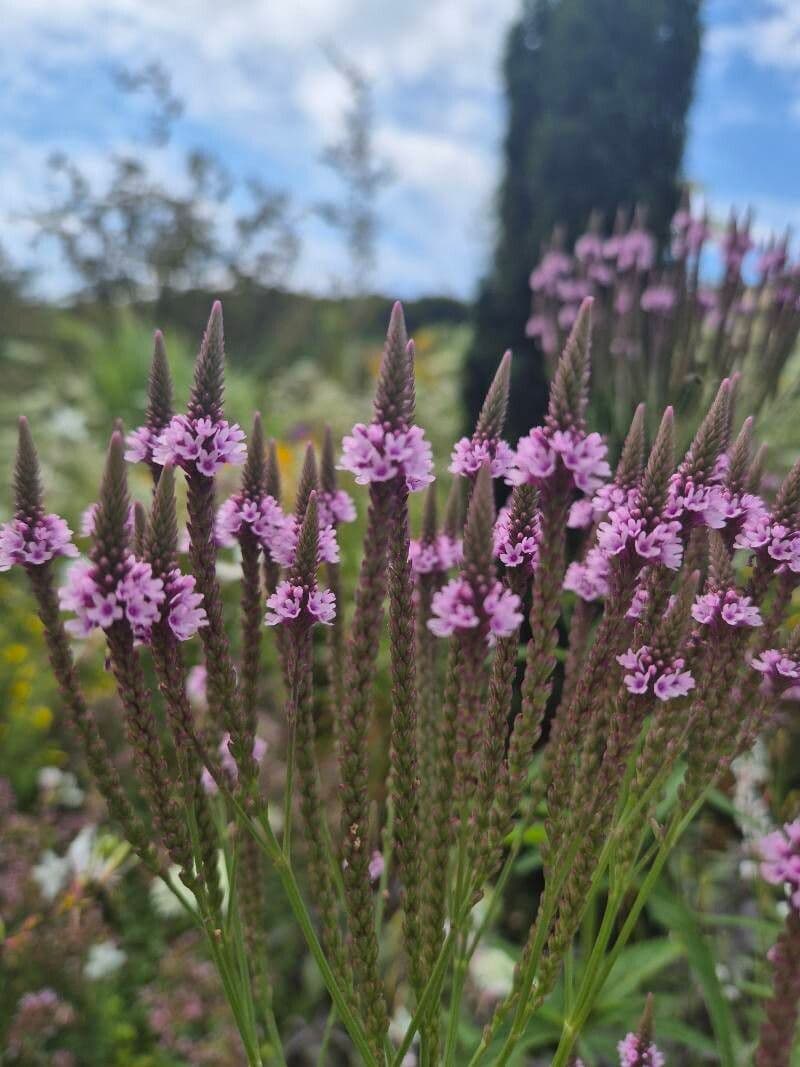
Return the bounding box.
[594,938,684,1011]
[656,1018,720,1057]
[648,883,740,1067]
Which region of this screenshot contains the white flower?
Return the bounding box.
[469,945,515,1000]
[85,940,126,980]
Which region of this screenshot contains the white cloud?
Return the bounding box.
[0,0,519,297]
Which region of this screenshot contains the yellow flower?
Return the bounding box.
[276,441,294,473]
[31,705,53,731]
[2,643,28,664]
[10,680,31,702]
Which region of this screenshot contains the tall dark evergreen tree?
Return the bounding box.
[466,0,702,443]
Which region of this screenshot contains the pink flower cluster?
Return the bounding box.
[618,1032,665,1067]
[124,425,157,465]
[672,206,710,259]
[564,547,610,602]
[735,516,800,574]
[270,515,339,569]
[409,534,462,576]
[338,422,434,492]
[751,648,800,689]
[568,482,632,530]
[640,285,676,315]
[597,494,683,571]
[59,557,206,643]
[617,645,695,702]
[449,435,515,480]
[691,589,762,629]
[758,820,800,908]
[493,505,540,574]
[0,513,78,571]
[507,427,611,495]
[164,569,208,641]
[139,415,246,477]
[201,732,267,795]
[664,473,729,531]
[317,489,356,527]
[265,579,336,627]
[428,578,523,645]
[215,493,286,549]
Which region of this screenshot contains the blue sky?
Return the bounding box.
[1,0,799,299]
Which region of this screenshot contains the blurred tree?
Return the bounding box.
[465,0,701,442]
[29,63,299,312]
[315,47,392,296]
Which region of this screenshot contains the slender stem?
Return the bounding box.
[550,796,705,1067]
[282,717,297,860]
[254,812,378,1067]
[188,729,376,1065]
[316,1005,337,1067]
[391,925,460,1067]
[444,932,469,1066]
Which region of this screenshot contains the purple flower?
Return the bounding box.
[368,850,385,883]
[0,513,78,571]
[575,232,604,263]
[735,516,800,574]
[338,422,434,492]
[529,250,572,294]
[558,304,581,330]
[270,515,339,568]
[618,1032,665,1067]
[428,577,523,645]
[665,474,728,531]
[317,489,356,527]
[616,229,656,273]
[567,498,595,529]
[450,435,515,480]
[493,505,540,574]
[525,314,558,354]
[215,492,286,549]
[563,547,610,602]
[201,732,267,795]
[151,414,246,477]
[757,820,800,909]
[617,645,695,702]
[568,482,634,529]
[186,664,207,707]
[597,493,683,571]
[165,569,208,640]
[59,555,204,643]
[409,534,462,576]
[626,584,650,620]
[507,427,611,495]
[265,579,336,628]
[641,285,676,314]
[691,589,762,629]
[751,649,800,690]
[124,425,156,464]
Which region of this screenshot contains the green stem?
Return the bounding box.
[444,932,469,1066]
[316,1005,337,1067]
[391,924,461,1067]
[550,796,705,1067]
[255,812,378,1067]
[282,718,297,860]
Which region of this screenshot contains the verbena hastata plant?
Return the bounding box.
[526,198,800,444]
[3,296,800,1065]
